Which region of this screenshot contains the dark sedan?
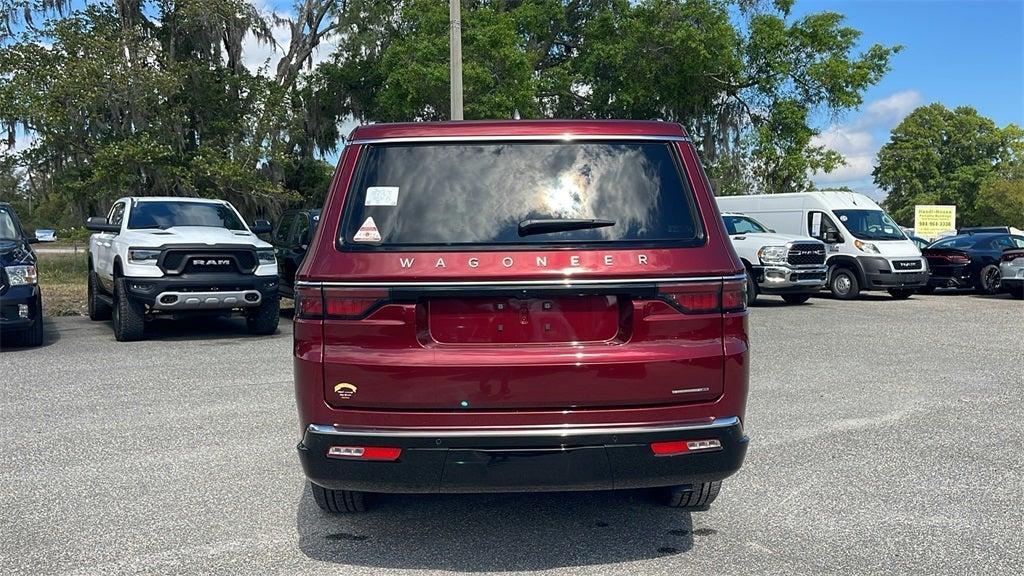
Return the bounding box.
[920,233,1024,295]
[270,208,320,298]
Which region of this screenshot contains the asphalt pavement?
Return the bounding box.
[1,292,1022,575]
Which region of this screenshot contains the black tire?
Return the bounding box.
[246,294,280,335]
[780,293,811,305]
[22,300,44,347]
[666,481,722,509]
[888,288,915,300]
[744,267,758,306]
[917,285,936,295]
[87,271,112,321]
[829,268,860,300]
[310,483,371,513]
[112,277,145,342]
[976,264,1001,295]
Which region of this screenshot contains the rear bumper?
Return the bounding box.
[0,284,41,332]
[298,417,748,493]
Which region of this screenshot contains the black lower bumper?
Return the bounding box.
[863,270,929,289]
[926,266,972,288]
[123,273,278,307]
[298,418,748,494]
[0,284,41,332]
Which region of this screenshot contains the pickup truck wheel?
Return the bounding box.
[246,295,280,335]
[87,271,112,321]
[112,278,145,342]
[887,288,915,300]
[781,293,811,305]
[666,481,721,509]
[829,268,860,300]
[744,268,758,305]
[310,483,371,513]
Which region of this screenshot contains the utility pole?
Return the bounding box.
[449,0,464,120]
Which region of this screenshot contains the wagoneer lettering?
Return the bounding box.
[294,120,749,513]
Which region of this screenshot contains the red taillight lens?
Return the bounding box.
[650,439,722,456]
[657,280,746,314]
[327,446,402,461]
[1002,251,1023,262]
[295,286,388,319]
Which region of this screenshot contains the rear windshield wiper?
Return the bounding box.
[518,218,616,237]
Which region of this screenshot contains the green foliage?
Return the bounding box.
[875,104,1024,226]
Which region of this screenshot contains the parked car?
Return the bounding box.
[0,202,43,347]
[1001,249,1024,299]
[34,229,56,242]
[270,208,320,298]
[84,197,279,341]
[294,120,750,512]
[717,192,928,300]
[721,212,827,305]
[907,235,930,250]
[921,233,1024,295]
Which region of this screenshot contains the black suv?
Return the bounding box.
[270,208,320,297]
[0,203,43,347]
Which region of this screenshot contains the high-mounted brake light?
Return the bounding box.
[327,445,402,461]
[295,286,389,319]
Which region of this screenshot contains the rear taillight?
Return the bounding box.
[295,286,389,319]
[650,439,722,456]
[1002,251,1024,262]
[928,252,970,264]
[657,280,746,314]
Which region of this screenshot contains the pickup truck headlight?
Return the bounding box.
[4,265,37,285]
[757,246,788,265]
[128,249,161,264]
[854,239,880,254]
[257,249,276,265]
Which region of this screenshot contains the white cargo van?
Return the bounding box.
[716,192,928,300]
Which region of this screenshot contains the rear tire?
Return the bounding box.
[888,288,915,300]
[781,293,811,305]
[87,271,112,321]
[666,481,722,509]
[744,267,758,306]
[310,483,371,513]
[976,265,1001,295]
[246,294,280,335]
[829,268,860,300]
[112,277,145,342]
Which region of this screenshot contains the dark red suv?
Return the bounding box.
[294,120,749,512]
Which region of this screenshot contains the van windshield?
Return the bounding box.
[833,209,905,241]
[339,142,702,248]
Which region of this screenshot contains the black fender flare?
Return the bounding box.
[826,255,866,287]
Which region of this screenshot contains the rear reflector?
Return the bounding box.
[650,439,722,456]
[327,446,402,461]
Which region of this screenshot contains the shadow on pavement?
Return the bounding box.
[0,317,61,352]
[296,482,698,571]
[135,314,288,342]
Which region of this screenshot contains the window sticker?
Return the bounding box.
[839,214,848,222]
[811,212,822,237]
[365,186,400,206]
[353,217,381,242]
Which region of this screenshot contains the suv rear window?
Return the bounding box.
[339,141,702,249]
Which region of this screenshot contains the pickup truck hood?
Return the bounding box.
[731,232,818,245]
[117,226,271,249]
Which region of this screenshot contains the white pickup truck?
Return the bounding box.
[722,212,828,305]
[84,197,280,341]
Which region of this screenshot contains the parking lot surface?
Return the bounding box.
[2,293,1022,575]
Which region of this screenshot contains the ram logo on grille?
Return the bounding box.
[192,258,231,266]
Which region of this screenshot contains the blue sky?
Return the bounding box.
[794,0,1024,197]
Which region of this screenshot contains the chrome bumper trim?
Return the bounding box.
[295,274,746,289]
[307,416,741,439]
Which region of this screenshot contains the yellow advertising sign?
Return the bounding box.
[914,205,957,238]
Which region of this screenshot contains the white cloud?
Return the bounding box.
[810,90,923,195]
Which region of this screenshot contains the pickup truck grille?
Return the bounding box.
[787,243,826,266]
[159,249,257,275]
